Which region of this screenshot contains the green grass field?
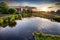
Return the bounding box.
[33,32,60,40]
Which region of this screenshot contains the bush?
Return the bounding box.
[8,21,16,27]
[0,18,3,26]
[18,14,22,20]
[0,14,22,27]
[8,8,17,14]
[53,16,60,22]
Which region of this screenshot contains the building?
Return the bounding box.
[10,6,37,13]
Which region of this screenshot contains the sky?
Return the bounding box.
[0,0,60,11]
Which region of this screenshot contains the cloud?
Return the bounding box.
[4,1,60,11]
[8,2,38,7]
[54,2,60,8]
[48,7,53,8]
[55,2,60,5]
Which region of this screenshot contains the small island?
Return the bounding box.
[33,32,60,40]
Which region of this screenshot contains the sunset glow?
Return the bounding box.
[41,7,48,11]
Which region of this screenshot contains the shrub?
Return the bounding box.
[53,16,60,22]
[8,8,17,14]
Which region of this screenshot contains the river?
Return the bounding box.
[0,17,60,40]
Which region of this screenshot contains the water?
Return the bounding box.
[0,17,60,40]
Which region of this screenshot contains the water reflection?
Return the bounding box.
[0,17,60,40]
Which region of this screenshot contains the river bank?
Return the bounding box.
[33,32,60,40]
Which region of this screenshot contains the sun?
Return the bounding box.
[36,7,49,11]
[41,7,48,11]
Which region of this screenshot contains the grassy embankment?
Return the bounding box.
[33,32,60,40]
[0,14,22,27]
[0,13,60,27]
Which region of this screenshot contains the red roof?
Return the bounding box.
[16,8,21,10]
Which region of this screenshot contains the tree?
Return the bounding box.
[26,9,32,17]
[8,8,17,14]
[56,10,60,15]
[0,2,9,14]
[50,11,55,15]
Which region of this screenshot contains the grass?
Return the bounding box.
[0,14,22,27]
[22,13,60,22]
[33,32,60,40]
[53,15,60,22]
